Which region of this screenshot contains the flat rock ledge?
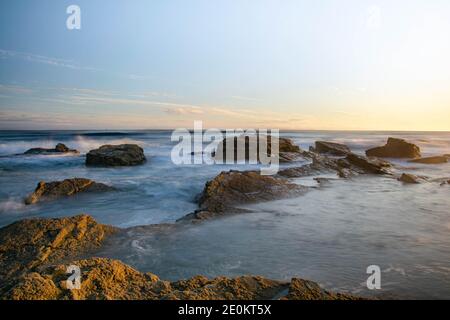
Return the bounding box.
[86,144,146,167]
[23,143,79,155]
[0,215,362,300]
[25,178,115,205]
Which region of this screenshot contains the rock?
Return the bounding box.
[25,178,115,205]
[24,143,79,155]
[0,215,116,286]
[366,138,421,158]
[345,153,391,174]
[86,144,146,166]
[0,215,361,300]
[282,278,363,300]
[198,170,305,212]
[398,173,422,184]
[409,156,448,164]
[314,141,351,156]
[215,135,303,163]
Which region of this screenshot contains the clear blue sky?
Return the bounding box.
[1,0,450,130]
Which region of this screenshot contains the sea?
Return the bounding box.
[0,130,449,299]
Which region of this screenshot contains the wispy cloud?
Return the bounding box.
[0,84,34,95]
[0,49,98,71]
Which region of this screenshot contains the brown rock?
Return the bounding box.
[409,156,448,164]
[198,170,305,212]
[4,257,359,300]
[398,173,422,184]
[345,153,391,174]
[0,215,116,286]
[366,137,421,158]
[314,141,351,156]
[0,215,362,300]
[215,135,302,163]
[25,178,115,205]
[24,143,79,155]
[86,144,146,166]
[282,278,363,300]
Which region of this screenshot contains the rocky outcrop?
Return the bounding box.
[24,143,79,155]
[0,215,362,300]
[0,215,116,291]
[25,178,115,205]
[398,173,425,184]
[366,138,421,158]
[86,144,146,166]
[197,170,305,213]
[215,135,304,163]
[344,153,392,174]
[409,156,448,164]
[282,278,363,300]
[314,141,351,156]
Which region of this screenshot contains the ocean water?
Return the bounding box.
[0,130,449,299]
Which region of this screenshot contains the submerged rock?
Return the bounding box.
[197,170,305,213]
[366,138,421,158]
[314,141,351,156]
[24,178,115,205]
[409,156,448,164]
[398,173,424,184]
[0,215,362,300]
[23,143,79,155]
[86,144,146,166]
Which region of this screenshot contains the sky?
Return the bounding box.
[0,0,449,131]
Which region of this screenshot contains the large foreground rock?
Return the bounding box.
[86,144,146,166]
[0,215,362,300]
[366,138,421,158]
[314,141,351,156]
[198,170,305,212]
[0,215,116,285]
[24,143,79,155]
[25,178,115,205]
[409,156,448,164]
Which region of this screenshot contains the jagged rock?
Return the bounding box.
[198,170,305,212]
[25,178,115,205]
[23,143,79,155]
[345,153,391,174]
[215,135,303,163]
[0,215,116,288]
[282,278,363,300]
[314,141,351,156]
[398,173,424,184]
[86,144,146,166]
[0,215,362,300]
[409,156,448,164]
[366,138,421,158]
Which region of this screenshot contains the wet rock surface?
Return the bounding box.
[86,144,146,166]
[409,156,448,164]
[25,178,115,205]
[314,141,351,156]
[398,173,425,184]
[0,215,116,293]
[197,170,306,213]
[0,215,362,300]
[23,143,79,155]
[366,138,421,158]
